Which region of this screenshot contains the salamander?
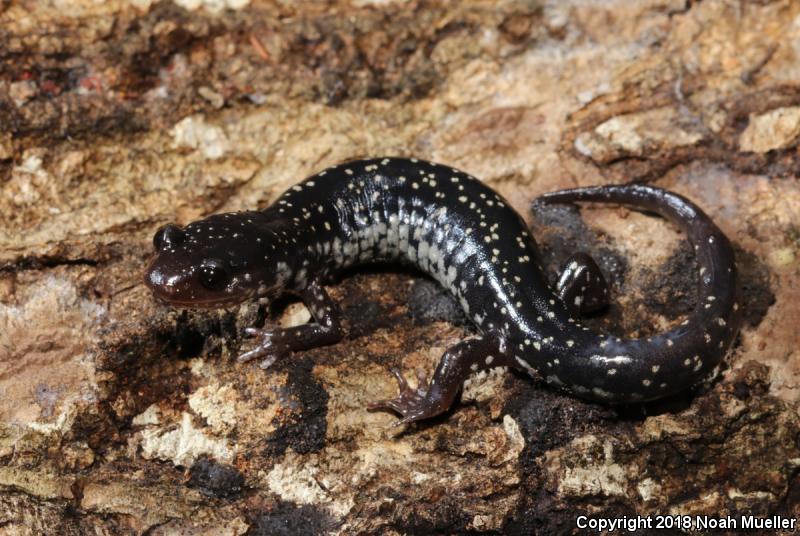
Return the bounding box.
[145,157,741,424]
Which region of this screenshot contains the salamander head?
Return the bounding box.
[145,213,284,308]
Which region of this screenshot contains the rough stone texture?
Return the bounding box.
[1,0,798,534]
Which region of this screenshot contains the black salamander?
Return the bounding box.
[145,157,741,424]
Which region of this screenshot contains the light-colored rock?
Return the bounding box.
[171,115,231,160]
[739,106,800,153]
[574,106,704,163]
[138,412,233,467]
[188,382,240,434]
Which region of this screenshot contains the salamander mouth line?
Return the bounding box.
[148,291,256,309]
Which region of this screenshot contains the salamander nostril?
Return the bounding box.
[153,224,186,251]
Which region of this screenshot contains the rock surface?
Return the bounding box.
[1,0,798,534]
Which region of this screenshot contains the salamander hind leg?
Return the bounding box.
[557,252,609,315]
[237,280,343,368]
[369,332,509,425]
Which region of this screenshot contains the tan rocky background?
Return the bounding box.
[1,0,799,534]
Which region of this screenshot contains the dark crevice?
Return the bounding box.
[0,255,99,273]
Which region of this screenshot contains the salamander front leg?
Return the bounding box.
[237,280,343,368]
[369,332,509,425]
[557,252,609,315]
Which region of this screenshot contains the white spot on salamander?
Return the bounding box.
[590,355,632,365]
[514,357,536,377]
[592,387,614,399]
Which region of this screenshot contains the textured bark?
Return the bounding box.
[1,0,798,534]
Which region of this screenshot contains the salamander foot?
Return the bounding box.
[237,327,291,369]
[368,368,443,425]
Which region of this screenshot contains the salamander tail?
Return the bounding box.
[535,184,741,403]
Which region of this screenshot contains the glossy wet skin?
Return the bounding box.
[145,212,285,308]
[144,157,741,423]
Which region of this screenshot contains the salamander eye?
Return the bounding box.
[198,261,229,291]
[153,224,185,252]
